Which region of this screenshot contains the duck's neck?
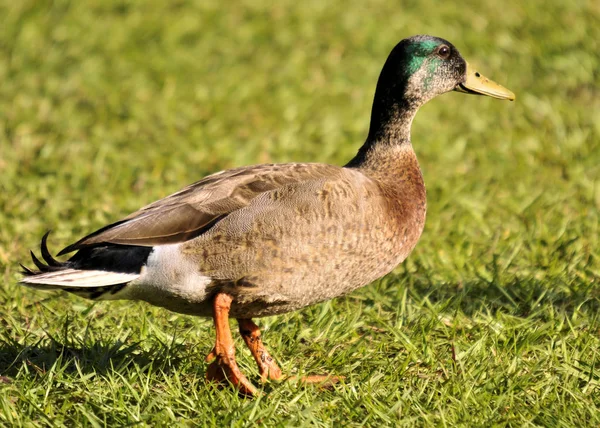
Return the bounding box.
[346,89,419,171]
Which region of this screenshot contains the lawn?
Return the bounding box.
[1,0,599,425]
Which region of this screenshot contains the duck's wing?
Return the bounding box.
[58,163,340,255]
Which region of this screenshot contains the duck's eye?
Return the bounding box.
[437,45,451,59]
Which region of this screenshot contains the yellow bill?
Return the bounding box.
[454,61,515,101]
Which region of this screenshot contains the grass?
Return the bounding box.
[0,0,599,425]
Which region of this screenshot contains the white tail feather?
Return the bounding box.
[20,269,139,288]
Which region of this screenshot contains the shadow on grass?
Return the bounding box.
[0,330,195,380]
[382,270,600,317]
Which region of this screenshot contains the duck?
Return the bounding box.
[20,35,514,395]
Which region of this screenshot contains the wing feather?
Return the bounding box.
[58,163,340,255]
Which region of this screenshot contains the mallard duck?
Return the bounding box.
[21,35,514,395]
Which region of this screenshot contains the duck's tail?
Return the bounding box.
[20,232,146,300]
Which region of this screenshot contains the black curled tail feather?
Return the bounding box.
[22,231,153,277]
[21,231,71,276]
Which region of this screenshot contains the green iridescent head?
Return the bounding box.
[375,35,514,106]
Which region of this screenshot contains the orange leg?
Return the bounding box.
[205,293,257,396]
[237,319,342,388]
[238,318,282,382]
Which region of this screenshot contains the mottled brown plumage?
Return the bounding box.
[21,35,514,395]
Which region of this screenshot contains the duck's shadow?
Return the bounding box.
[0,333,197,380]
[365,271,599,319]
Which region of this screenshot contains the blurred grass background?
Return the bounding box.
[0,0,599,425]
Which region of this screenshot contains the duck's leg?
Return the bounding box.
[205,293,257,396]
[237,319,341,387]
[237,318,282,382]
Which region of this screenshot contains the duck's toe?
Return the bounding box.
[206,354,258,396]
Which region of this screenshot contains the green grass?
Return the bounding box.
[1,0,599,425]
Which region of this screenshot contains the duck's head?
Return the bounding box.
[377,35,515,108]
[354,35,514,163]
